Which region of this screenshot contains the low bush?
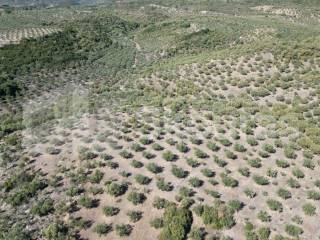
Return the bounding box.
[103,206,120,216]
[127,192,146,205]
[93,223,112,236]
[159,205,193,240]
[266,199,283,212]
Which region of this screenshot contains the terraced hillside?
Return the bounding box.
[0,1,320,240]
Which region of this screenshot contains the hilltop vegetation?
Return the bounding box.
[0,1,320,240]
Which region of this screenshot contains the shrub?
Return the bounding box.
[131,160,143,168]
[43,221,73,240]
[276,159,289,168]
[135,174,152,185]
[200,202,235,229]
[140,137,153,145]
[186,158,200,168]
[194,148,208,159]
[268,168,278,177]
[103,206,120,216]
[285,224,303,237]
[127,192,146,205]
[106,182,127,197]
[115,224,132,237]
[302,203,316,216]
[171,165,188,178]
[146,163,163,174]
[46,147,61,155]
[266,199,283,212]
[257,227,271,240]
[244,188,256,198]
[89,170,104,184]
[190,137,203,145]
[176,142,189,153]
[78,196,96,208]
[131,143,145,152]
[307,190,320,200]
[253,175,269,185]
[277,188,291,199]
[258,151,269,158]
[228,200,243,212]
[201,168,215,178]
[163,151,177,161]
[207,142,220,152]
[205,190,221,199]
[119,150,133,159]
[127,211,143,222]
[247,137,258,146]
[220,173,238,188]
[234,143,246,152]
[247,158,261,168]
[31,198,54,216]
[219,138,232,146]
[292,168,304,179]
[106,161,119,169]
[225,150,237,160]
[159,205,193,240]
[303,158,315,170]
[287,178,300,188]
[189,177,203,188]
[284,146,296,159]
[93,223,112,236]
[150,218,164,229]
[262,144,276,153]
[144,150,156,159]
[257,211,271,222]
[188,227,206,240]
[238,167,250,177]
[153,197,169,209]
[152,143,164,151]
[157,179,173,191]
[213,156,227,167]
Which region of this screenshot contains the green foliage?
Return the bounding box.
[186,158,200,168]
[176,142,189,153]
[127,191,146,205]
[153,197,170,209]
[159,205,193,240]
[266,199,283,212]
[31,198,54,216]
[220,173,238,188]
[171,165,188,178]
[163,150,177,161]
[127,211,143,222]
[103,206,120,216]
[43,221,75,240]
[146,162,163,174]
[150,218,164,229]
[277,188,292,200]
[199,201,235,230]
[253,175,269,186]
[257,211,271,222]
[93,223,112,236]
[106,182,128,197]
[115,224,132,237]
[285,224,303,237]
[157,178,173,192]
[189,177,203,188]
[78,196,96,209]
[135,174,152,185]
[302,203,316,216]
